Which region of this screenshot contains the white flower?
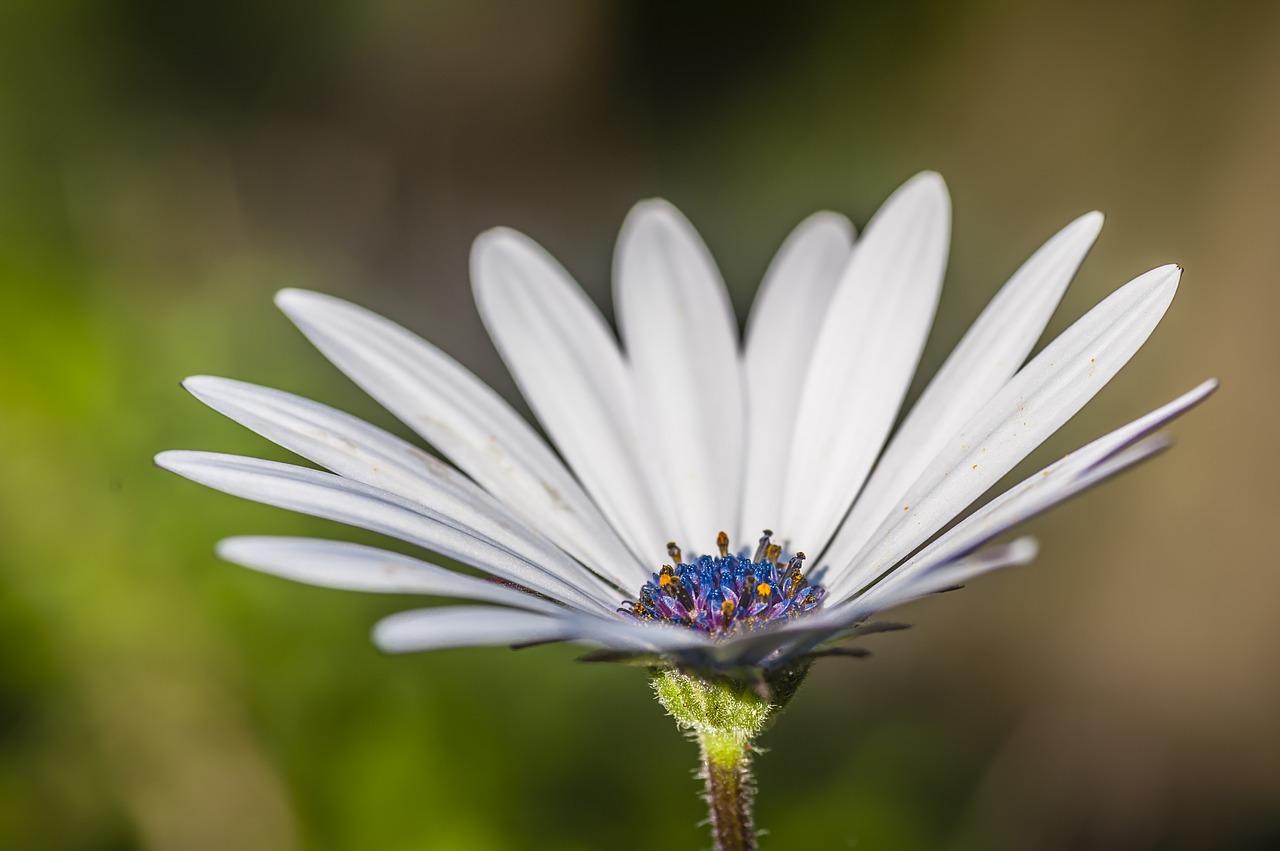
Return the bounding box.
[156,172,1215,673]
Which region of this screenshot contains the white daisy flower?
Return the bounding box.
[156,172,1215,679]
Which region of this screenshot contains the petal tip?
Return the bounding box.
[1007,536,1040,565]
[903,170,950,202]
[181,374,220,396]
[371,613,412,654]
[274,288,345,321]
[621,198,688,237]
[472,226,523,256]
[873,171,951,233]
[273,288,310,310]
[1075,210,1105,235]
[802,209,856,243]
[215,535,284,571]
[153,449,186,472]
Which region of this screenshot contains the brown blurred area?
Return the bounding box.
[2,1,1278,848]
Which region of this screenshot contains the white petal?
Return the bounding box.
[472,228,673,575]
[852,537,1042,613]
[273,289,634,582]
[826,265,1183,600]
[217,536,567,614]
[614,199,745,552]
[821,212,1102,571]
[374,607,577,653]
[739,212,854,545]
[155,450,617,613]
[374,606,712,655]
[182,375,638,594]
[871,379,1217,591]
[780,173,951,555]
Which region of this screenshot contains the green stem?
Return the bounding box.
[699,727,756,851]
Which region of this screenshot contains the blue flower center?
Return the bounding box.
[619,531,827,637]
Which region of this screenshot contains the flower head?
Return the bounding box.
[157,172,1215,678]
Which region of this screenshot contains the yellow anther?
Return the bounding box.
[757,582,771,597]
[766,544,782,565]
[716,531,729,557]
[720,599,734,618]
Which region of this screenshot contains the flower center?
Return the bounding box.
[619,531,827,637]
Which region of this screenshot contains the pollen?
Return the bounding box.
[619,530,827,638]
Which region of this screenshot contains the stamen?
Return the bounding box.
[667,541,682,564]
[765,543,782,567]
[716,531,730,557]
[786,553,806,591]
[752,530,773,563]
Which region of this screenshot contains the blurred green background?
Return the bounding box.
[1,1,1276,848]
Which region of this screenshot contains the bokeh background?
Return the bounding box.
[1,1,1276,849]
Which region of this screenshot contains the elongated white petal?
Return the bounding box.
[274,289,634,582]
[852,537,1042,614]
[374,607,577,653]
[182,375,635,594]
[473,228,672,576]
[155,450,617,612]
[821,212,1103,571]
[827,265,1183,600]
[217,536,567,614]
[614,200,745,551]
[374,606,713,655]
[780,173,951,555]
[915,434,1169,575]
[739,212,854,544]
[871,380,1217,592]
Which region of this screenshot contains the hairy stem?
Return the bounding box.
[700,728,756,851]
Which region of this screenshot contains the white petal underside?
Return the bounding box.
[739,212,854,546]
[472,228,673,577]
[827,264,1182,600]
[820,212,1103,573]
[615,200,745,552]
[374,606,576,653]
[217,536,568,614]
[374,605,713,654]
[780,172,951,556]
[849,536,1043,615]
[181,376,631,592]
[155,450,618,613]
[274,289,634,584]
